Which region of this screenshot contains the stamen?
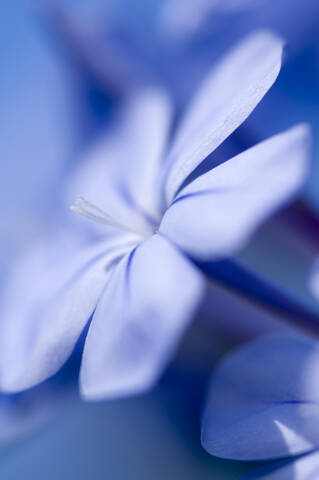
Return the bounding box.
[70,195,147,236]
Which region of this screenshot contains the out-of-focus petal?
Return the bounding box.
[80,234,204,400]
[0,2,80,264]
[202,334,319,461]
[68,89,171,235]
[160,125,310,260]
[0,231,135,392]
[164,30,283,204]
[159,0,258,42]
[159,0,319,55]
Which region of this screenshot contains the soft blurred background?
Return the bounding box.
[1,1,319,478]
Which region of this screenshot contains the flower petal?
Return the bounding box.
[80,234,204,400]
[202,334,319,461]
[160,124,310,260]
[68,89,171,234]
[0,231,134,392]
[164,30,283,204]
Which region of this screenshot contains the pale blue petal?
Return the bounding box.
[164,30,283,204]
[202,334,319,461]
[0,231,134,392]
[80,234,204,400]
[160,125,310,260]
[241,451,319,479]
[68,89,171,235]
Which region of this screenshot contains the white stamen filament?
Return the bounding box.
[70,195,146,236]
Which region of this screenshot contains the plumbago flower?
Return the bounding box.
[201,333,319,479]
[0,31,311,400]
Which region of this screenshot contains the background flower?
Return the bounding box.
[202,334,319,478]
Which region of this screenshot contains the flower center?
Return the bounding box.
[70,195,153,237]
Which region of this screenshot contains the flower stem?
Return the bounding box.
[197,258,319,336]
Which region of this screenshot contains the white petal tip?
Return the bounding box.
[79,379,154,402]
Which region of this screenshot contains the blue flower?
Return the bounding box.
[201,333,319,479]
[0,32,310,400]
